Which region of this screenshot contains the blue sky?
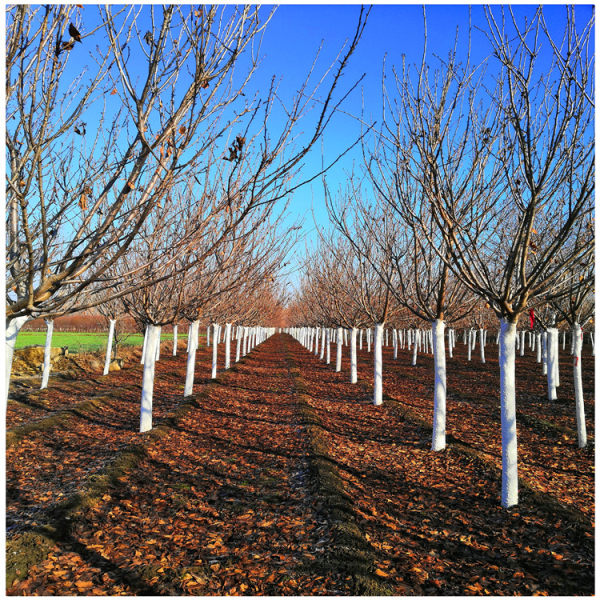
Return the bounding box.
[9,4,592,293]
[247,3,594,288]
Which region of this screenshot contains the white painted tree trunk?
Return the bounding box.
[336,327,343,372]
[479,328,485,363]
[373,323,384,406]
[554,331,560,388]
[467,330,472,361]
[320,328,326,360]
[573,323,587,448]
[431,319,447,451]
[140,324,161,432]
[211,323,219,379]
[546,328,558,401]
[499,318,518,508]
[519,330,525,356]
[103,319,117,376]
[562,330,566,350]
[359,329,363,350]
[243,327,248,356]
[591,332,595,355]
[5,315,31,402]
[207,325,211,347]
[393,329,398,359]
[154,326,162,361]
[40,318,54,389]
[536,332,542,362]
[367,328,371,353]
[172,324,178,356]
[350,327,358,384]
[326,328,331,364]
[314,327,320,356]
[448,328,454,359]
[184,320,200,397]
[531,332,536,353]
[542,331,548,375]
[236,327,242,363]
[141,325,148,364]
[385,329,389,347]
[411,330,418,366]
[224,323,232,370]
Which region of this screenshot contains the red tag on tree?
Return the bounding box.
[529,309,535,330]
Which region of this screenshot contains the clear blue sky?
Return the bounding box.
[248,4,594,289]
[16,4,591,292]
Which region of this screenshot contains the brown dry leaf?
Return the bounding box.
[75,580,94,590]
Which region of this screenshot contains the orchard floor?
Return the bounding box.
[6,333,595,596]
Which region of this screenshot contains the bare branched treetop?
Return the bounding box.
[6,4,370,323]
[386,6,595,322]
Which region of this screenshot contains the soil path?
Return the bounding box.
[7,334,349,595]
[6,333,594,596]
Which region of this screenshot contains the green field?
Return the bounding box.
[15,331,191,354]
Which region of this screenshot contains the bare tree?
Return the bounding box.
[334,168,475,450]
[5,4,371,398]
[392,7,593,507]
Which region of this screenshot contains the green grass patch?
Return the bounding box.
[15,331,197,354]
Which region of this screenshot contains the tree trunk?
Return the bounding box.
[172,324,178,356]
[499,318,518,508]
[141,325,148,364]
[536,332,542,362]
[140,324,161,433]
[554,330,560,388]
[373,323,384,406]
[184,320,200,397]
[236,327,242,363]
[480,328,485,363]
[211,323,219,379]
[519,330,525,356]
[542,331,548,375]
[207,325,211,347]
[573,323,587,448]
[224,323,232,370]
[467,330,472,361]
[431,319,447,451]
[5,315,30,402]
[350,327,358,384]
[103,319,117,376]
[314,327,320,356]
[320,328,326,360]
[411,330,418,366]
[326,329,331,364]
[40,318,54,389]
[546,328,558,401]
[336,327,343,372]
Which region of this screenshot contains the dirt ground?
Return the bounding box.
[6,333,594,595]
